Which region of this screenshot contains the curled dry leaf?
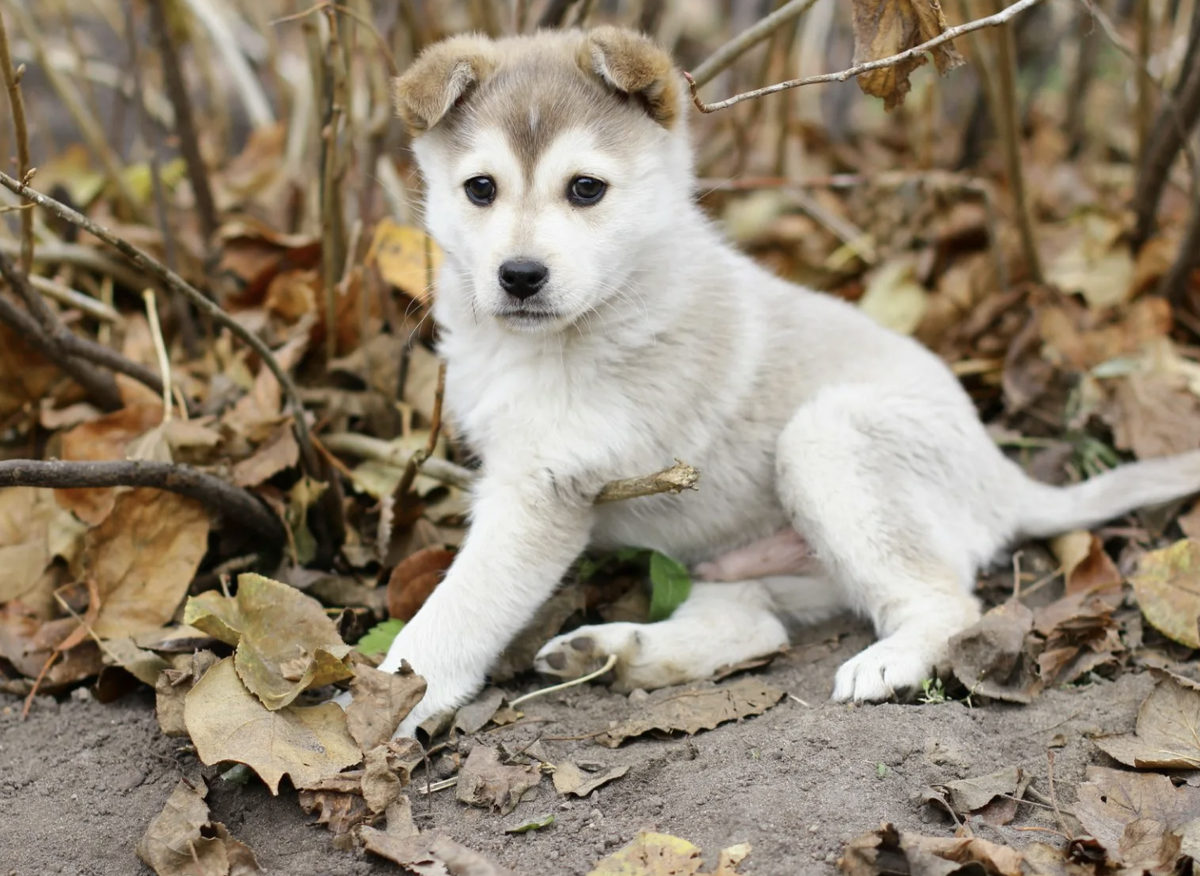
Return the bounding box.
[1131,539,1200,650]
[839,823,1023,876]
[599,678,784,748]
[456,744,543,816]
[87,489,210,639]
[1050,531,1123,595]
[924,766,1031,827]
[359,828,516,876]
[948,599,1041,703]
[849,0,965,110]
[155,649,220,737]
[0,486,84,603]
[183,658,361,794]
[387,546,456,622]
[451,686,507,736]
[135,777,261,876]
[185,573,353,710]
[1093,673,1200,769]
[298,788,373,839]
[1072,766,1200,869]
[345,661,428,752]
[1032,585,1124,686]
[552,762,630,798]
[587,832,750,876]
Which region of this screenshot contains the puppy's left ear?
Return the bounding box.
[393,35,498,134]
[581,27,680,128]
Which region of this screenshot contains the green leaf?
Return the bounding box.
[356,619,405,657]
[505,813,555,834]
[648,552,691,622]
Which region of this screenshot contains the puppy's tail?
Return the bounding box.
[1015,449,1200,540]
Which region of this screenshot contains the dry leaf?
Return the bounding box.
[156,649,220,737]
[1050,531,1123,595]
[491,584,588,683]
[451,687,507,735]
[598,678,786,748]
[359,829,516,876]
[840,823,1024,876]
[298,789,374,838]
[362,745,402,813]
[1093,673,1200,769]
[552,762,629,797]
[56,402,163,523]
[87,489,210,639]
[387,547,455,622]
[135,777,261,876]
[230,422,299,488]
[366,218,443,304]
[1032,587,1123,686]
[1072,766,1200,869]
[345,661,428,751]
[948,599,1042,703]
[183,658,362,794]
[924,767,1031,827]
[850,0,965,110]
[1131,539,1200,649]
[184,573,353,710]
[0,487,84,603]
[588,832,751,876]
[455,744,542,815]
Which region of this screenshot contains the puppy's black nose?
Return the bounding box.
[498,259,549,300]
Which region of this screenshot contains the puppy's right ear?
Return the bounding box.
[393,36,497,134]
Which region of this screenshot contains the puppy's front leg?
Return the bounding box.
[379,470,594,738]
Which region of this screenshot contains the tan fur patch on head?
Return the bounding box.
[393,34,498,134]
[581,26,679,129]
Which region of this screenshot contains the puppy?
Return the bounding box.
[377,26,1200,738]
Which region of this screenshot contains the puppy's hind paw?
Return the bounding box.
[831,635,946,703]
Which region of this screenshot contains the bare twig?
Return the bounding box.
[320,6,349,363]
[146,0,219,246]
[986,0,1042,283]
[0,7,32,274]
[0,172,317,475]
[684,0,1047,113]
[142,290,172,421]
[1135,0,1152,166]
[0,459,286,544]
[0,239,146,290]
[594,460,700,503]
[689,0,821,88]
[26,274,123,324]
[0,248,178,411]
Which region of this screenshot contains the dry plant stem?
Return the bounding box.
[177,0,274,128]
[1135,0,1152,166]
[27,274,122,324]
[1064,4,1099,157]
[0,238,145,290]
[0,172,315,472]
[0,8,32,274]
[0,459,286,544]
[508,654,619,707]
[320,7,349,363]
[685,0,1047,113]
[0,290,122,411]
[142,290,172,420]
[146,0,219,246]
[1158,161,1200,310]
[0,248,179,410]
[592,459,700,503]
[987,2,1042,284]
[1132,0,1200,249]
[0,1,144,222]
[689,0,821,88]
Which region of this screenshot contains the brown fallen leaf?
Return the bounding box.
[924,767,1031,827]
[100,636,170,685]
[455,744,542,816]
[362,745,402,813]
[56,401,163,524]
[136,777,261,876]
[87,489,210,639]
[1050,531,1123,595]
[184,573,353,710]
[0,487,85,603]
[345,661,427,752]
[1072,766,1200,869]
[599,678,786,748]
[839,823,1024,876]
[155,649,220,737]
[491,583,588,683]
[298,788,374,839]
[1093,673,1200,769]
[948,599,1042,703]
[1131,539,1200,650]
[365,218,443,304]
[552,761,629,797]
[450,687,507,736]
[849,0,965,111]
[1032,586,1124,686]
[183,658,362,794]
[387,546,455,622]
[359,828,515,876]
[230,421,299,488]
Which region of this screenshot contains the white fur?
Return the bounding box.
[377,48,1200,739]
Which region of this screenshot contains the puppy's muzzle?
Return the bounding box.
[499,259,549,300]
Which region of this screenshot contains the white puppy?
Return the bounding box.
[377,27,1200,738]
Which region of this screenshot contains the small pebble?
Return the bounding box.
[628,688,649,702]
[809,824,819,834]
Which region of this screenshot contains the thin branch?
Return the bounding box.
[684,0,1047,114]
[0,238,146,290]
[0,289,123,412]
[689,0,821,89]
[1135,0,1152,166]
[0,247,182,411]
[594,459,700,504]
[146,0,219,246]
[0,7,32,274]
[26,274,123,324]
[0,459,286,545]
[0,171,317,475]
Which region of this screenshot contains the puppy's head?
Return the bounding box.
[394,27,691,334]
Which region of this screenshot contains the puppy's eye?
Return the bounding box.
[464,176,496,206]
[567,176,606,206]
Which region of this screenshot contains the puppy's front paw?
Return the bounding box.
[831,635,946,703]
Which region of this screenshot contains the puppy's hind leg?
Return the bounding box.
[777,387,987,702]
[534,580,802,691]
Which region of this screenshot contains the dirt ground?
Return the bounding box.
[0,617,1151,876]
